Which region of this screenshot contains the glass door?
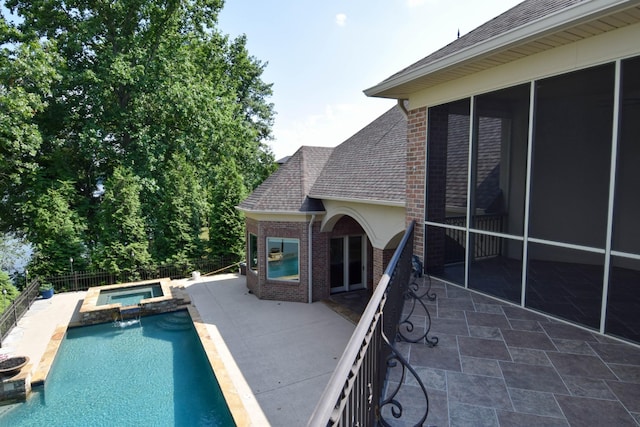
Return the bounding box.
[330,235,366,293]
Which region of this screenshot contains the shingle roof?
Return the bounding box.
[309,104,407,205]
[380,0,584,85]
[237,146,333,213]
[365,0,640,98]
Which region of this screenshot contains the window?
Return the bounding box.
[266,238,299,281]
[249,233,258,272]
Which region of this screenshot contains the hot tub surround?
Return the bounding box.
[79,278,191,325]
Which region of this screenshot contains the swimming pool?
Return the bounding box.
[96,283,163,306]
[0,312,235,426]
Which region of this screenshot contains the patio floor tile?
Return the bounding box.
[383,278,640,426]
[499,361,568,393]
[555,394,638,426]
[458,336,511,360]
[547,351,617,379]
[447,372,513,410]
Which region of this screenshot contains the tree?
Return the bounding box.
[93,166,153,274]
[23,181,87,276]
[209,157,247,259]
[0,270,20,313]
[0,15,60,230]
[151,152,207,265]
[4,0,276,273]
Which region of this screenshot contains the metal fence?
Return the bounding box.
[0,256,240,347]
[0,278,41,347]
[308,221,416,426]
[44,256,240,292]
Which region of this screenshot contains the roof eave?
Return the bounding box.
[236,206,326,215]
[364,0,638,99]
[310,195,406,208]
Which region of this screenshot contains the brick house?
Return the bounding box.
[237,106,407,303]
[240,0,640,345]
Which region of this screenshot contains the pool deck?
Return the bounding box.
[0,274,355,426]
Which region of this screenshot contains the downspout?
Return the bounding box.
[308,214,316,304]
[397,99,409,119]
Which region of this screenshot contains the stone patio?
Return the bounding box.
[383,277,640,426]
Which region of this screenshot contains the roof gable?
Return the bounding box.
[310,104,407,205]
[238,146,333,213]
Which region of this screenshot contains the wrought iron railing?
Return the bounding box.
[308,221,436,426]
[0,256,239,347]
[45,256,239,292]
[445,214,505,263]
[0,278,40,347]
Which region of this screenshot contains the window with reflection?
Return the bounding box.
[266,237,299,281]
[249,233,258,272]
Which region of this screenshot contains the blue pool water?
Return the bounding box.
[268,257,299,279]
[96,284,163,306]
[0,312,235,426]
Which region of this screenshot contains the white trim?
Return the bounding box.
[601,59,622,333]
[521,81,536,307]
[611,251,640,261]
[527,238,606,255]
[465,97,475,288]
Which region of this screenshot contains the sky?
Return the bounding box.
[217,0,524,159]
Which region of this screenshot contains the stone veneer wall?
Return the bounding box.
[0,369,31,403]
[407,106,427,265]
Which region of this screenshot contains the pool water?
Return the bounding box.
[0,312,235,426]
[96,284,163,306]
[268,257,299,279]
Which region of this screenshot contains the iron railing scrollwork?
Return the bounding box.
[396,257,439,346]
[377,332,430,427]
[309,221,437,427]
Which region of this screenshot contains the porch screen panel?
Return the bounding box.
[611,55,640,255]
[473,85,529,237]
[426,99,470,226]
[425,225,466,286]
[529,64,614,248]
[606,256,640,343]
[468,234,522,304]
[525,242,604,329]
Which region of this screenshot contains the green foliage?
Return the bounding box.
[93,166,153,274]
[23,181,87,276]
[1,0,276,276]
[209,158,247,259]
[0,271,21,313]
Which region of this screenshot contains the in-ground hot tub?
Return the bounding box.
[96,283,163,306]
[78,278,190,325]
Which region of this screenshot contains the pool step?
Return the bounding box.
[156,311,192,331]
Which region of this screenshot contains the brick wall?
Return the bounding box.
[407,106,427,265]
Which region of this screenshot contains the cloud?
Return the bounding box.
[335,13,347,27]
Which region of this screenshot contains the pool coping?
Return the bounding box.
[32,302,268,426]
